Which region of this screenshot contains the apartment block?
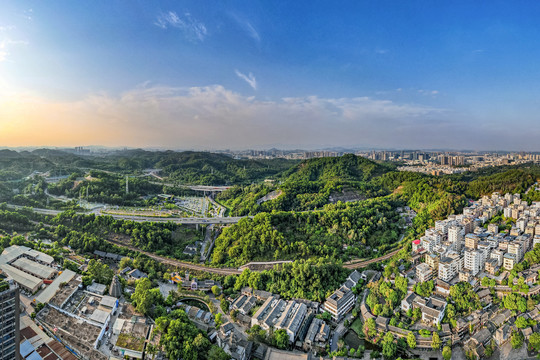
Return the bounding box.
[425,253,440,272]
[0,280,20,360]
[503,253,516,271]
[416,263,433,283]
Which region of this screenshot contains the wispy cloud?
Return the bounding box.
[0,26,15,32]
[155,11,207,42]
[0,35,28,62]
[235,70,257,90]
[229,13,260,44]
[0,85,458,149]
[417,89,439,96]
[23,8,33,21]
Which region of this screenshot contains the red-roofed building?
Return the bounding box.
[412,239,421,252]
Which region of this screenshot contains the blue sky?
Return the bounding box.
[1,1,540,150]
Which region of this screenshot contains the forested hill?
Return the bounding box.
[281,153,393,183]
[0,149,88,180]
[105,150,296,185]
[0,149,298,185]
[218,154,394,215]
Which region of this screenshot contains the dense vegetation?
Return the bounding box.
[3,150,540,266]
[217,154,391,214]
[50,211,203,260]
[230,260,350,302]
[155,308,230,360]
[212,198,404,266]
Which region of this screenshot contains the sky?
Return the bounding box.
[1,1,540,151]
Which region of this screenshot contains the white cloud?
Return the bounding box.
[235,70,257,90]
[0,39,28,62]
[229,13,261,44]
[0,84,459,149]
[155,11,207,42]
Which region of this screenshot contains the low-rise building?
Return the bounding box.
[485,258,499,275]
[425,253,440,272]
[401,293,447,326]
[322,271,360,321]
[323,285,355,321]
[416,263,432,282]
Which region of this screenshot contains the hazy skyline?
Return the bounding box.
[1,1,540,150]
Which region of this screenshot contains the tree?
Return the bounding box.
[442,345,452,360]
[515,316,528,329]
[119,257,133,270]
[395,275,408,296]
[132,278,153,315]
[431,332,441,350]
[381,332,396,359]
[407,332,416,349]
[529,332,540,352]
[86,259,114,285]
[211,285,221,296]
[208,346,231,360]
[146,344,158,360]
[412,307,422,321]
[364,318,377,339]
[215,313,223,328]
[273,329,289,349]
[220,298,229,313]
[511,330,524,349]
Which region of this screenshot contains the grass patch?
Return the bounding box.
[116,333,145,352]
[351,317,363,336]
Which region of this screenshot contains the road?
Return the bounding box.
[342,247,402,269]
[200,224,214,262]
[149,181,231,192]
[5,203,248,225]
[106,237,242,275]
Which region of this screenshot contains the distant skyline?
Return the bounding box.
[1,1,540,150]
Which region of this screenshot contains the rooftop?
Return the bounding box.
[12,257,56,279]
[0,263,42,291]
[36,269,77,304]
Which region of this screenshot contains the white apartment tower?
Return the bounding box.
[464,250,482,276]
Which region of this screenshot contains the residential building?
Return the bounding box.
[503,253,516,270]
[401,293,447,326]
[485,258,499,275]
[438,255,460,282]
[448,225,464,252]
[416,263,432,283]
[465,234,479,250]
[0,280,19,360]
[487,223,499,234]
[322,271,360,321]
[508,242,523,262]
[490,249,504,267]
[425,253,440,272]
[323,285,355,321]
[464,250,482,276]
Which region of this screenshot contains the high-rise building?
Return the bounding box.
[464,250,482,276]
[448,225,464,252]
[508,242,523,262]
[0,280,20,360]
[465,234,479,250]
